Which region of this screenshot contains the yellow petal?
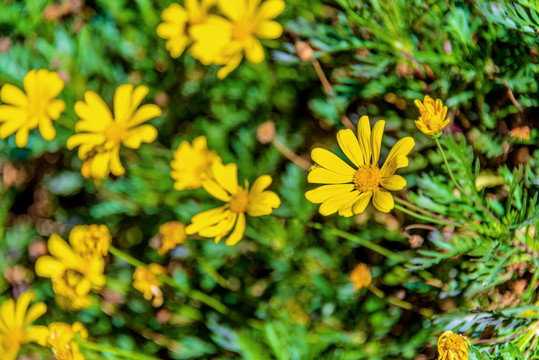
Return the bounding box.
[311,148,355,176]
[249,175,272,194]
[225,212,245,245]
[38,117,56,141]
[370,120,385,165]
[0,84,27,106]
[35,256,65,278]
[217,53,243,79]
[0,299,15,328]
[258,0,285,19]
[91,151,112,179]
[24,325,49,346]
[186,206,229,234]
[23,69,37,96]
[381,136,415,174]
[247,190,280,216]
[23,303,46,327]
[319,190,359,216]
[14,291,35,326]
[43,71,65,99]
[255,20,282,39]
[305,184,355,204]
[15,127,29,148]
[372,188,394,213]
[307,167,353,184]
[212,162,238,195]
[113,84,135,123]
[202,177,231,202]
[357,116,372,164]
[66,133,106,150]
[122,124,158,148]
[336,129,364,167]
[218,0,244,20]
[380,175,406,191]
[109,146,125,176]
[81,91,113,124]
[198,211,236,238]
[47,99,66,120]
[128,104,162,128]
[352,191,372,214]
[244,37,265,64]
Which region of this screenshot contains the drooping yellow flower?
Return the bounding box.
[69,224,111,259]
[171,136,221,191]
[0,291,48,360]
[437,331,469,360]
[349,263,372,291]
[158,221,187,255]
[186,161,281,245]
[190,0,285,79]
[306,116,415,216]
[0,69,65,147]
[156,0,216,58]
[509,126,531,141]
[414,96,450,138]
[67,84,162,180]
[133,264,167,307]
[35,233,106,309]
[48,322,88,360]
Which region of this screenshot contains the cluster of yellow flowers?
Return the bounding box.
[0,291,87,360]
[157,0,285,79]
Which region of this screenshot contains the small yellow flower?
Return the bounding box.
[171,136,221,191]
[69,224,111,259]
[190,0,285,79]
[48,322,88,360]
[133,264,167,307]
[0,291,49,360]
[186,161,281,245]
[438,331,469,360]
[67,84,162,180]
[414,96,450,138]
[306,116,415,216]
[35,233,106,309]
[349,263,372,290]
[156,0,216,58]
[0,69,65,147]
[158,221,187,255]
[509,126,531,141]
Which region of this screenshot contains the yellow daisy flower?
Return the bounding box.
[190,0,285,79]
[35,233,106,309]
[69,224,111,259]
[156,0,216,58]
[186,161,281,245]
[306,116,415,216]
[133,264,167,307]
[67,84,162,180]
[349,263,372,291]
[0,291,48,360]
[437,331,469,360]
[171,135,221,191]
[48,322,88,360]
[158,221,187,255]
[414,95,450,138]
[0,69,65,147]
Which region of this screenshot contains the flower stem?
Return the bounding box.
[394,204,460,227]
[434,138,499,223]
[78,340,161,360]
[109,246,229,315]
[368,285,434,317]
[393,197,451,222]
[185,240,230,290]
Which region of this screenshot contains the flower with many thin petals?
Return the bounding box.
[158,221,187,255]
[414,96,450,138]
[0,291,48,360]
[190,0,285,79]
[69,224,111,260]
[0,69,65,147]
[157,0,216,58]
[171,136,221,191]
[133,264,167,307]
[186,161,281,245]
[35,233,106,309]
[349,263,372,290]
[67,84,162,180]
[306,116,415,216]
[48,322,88,360]
[437,330,469,360]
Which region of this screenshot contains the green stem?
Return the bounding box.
[78,340,161,360]
[308,222,404,263]
[393,197,453,223]
[185,240,230,289]
[434,138,499,223]
[109,246,229,315]
[394,204,460,227]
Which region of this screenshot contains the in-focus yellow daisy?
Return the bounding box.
[414,95,450,138]
[186,161,281,245]
[158,221,187,255]
[67,84,162,180]
[171,136,221,191]
[133,264,166,307]
[0,69,65,147]
[306,116,415,216]
[349,263,372,291]
[0,291,48,360]
[69,224,111,259]
[35,233,106,309]
[437,331,469,360]
[48,322,88,360]
[156,0,216,58]
[190,0,285,79]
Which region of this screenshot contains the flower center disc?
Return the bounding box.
[4,327,24,351]
[232,19,254,41]
[353,164,382,192]
[104,122,128,143]
[229,188,249,213]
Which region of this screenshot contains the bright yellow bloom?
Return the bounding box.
[156,0,216,58]
[437,331,469,360]
[0,69,65,147]
[414,96,450,138]
[69,224,111,259]
[186,161,281,245]
[158,221,187,255]
[509,126,531,141]
[48,322,88,360]
[35,233,106,309]
[171,136,221,191]
[0,291,48,360]
[67,84,162,180]
[133,264,167,307]
[190,0,285,79]
[349,263,372,291]
[306,116,415,216]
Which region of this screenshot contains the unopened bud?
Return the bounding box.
[295,41,314,62]
[257,121,276,144]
